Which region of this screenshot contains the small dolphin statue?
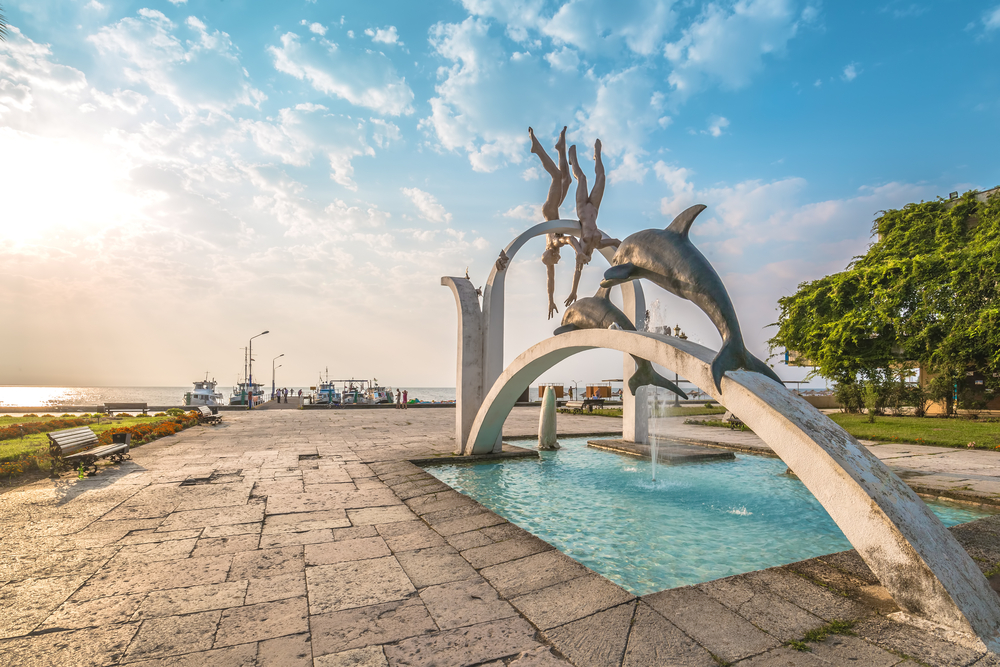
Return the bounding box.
[600,204,782,392]
[554,288,688,399]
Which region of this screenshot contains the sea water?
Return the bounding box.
[0,386,460,407]
[424,436,998,596]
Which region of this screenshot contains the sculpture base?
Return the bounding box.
[587,439,735,463]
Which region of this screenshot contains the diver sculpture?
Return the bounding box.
[529,126,574,320]
[601,204,781,392]
[555,287,688,399]
[564,139,620,308]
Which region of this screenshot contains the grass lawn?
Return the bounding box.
[0,413,195,479]
[828,414,1000,449]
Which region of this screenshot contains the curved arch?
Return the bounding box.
[466,328,1000,649]
[464,220,646,451]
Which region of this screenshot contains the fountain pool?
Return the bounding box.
[423,437,998,596]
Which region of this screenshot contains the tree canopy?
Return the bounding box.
[768,190,1000,392]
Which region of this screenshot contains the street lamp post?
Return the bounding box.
[248,330,269,410]
[673,324,687,407]
[272,353,285,400]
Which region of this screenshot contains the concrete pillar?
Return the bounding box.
[632,385,649,445]
[441,277,484,454]
[537,386,559,450]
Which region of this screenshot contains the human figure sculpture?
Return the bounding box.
[565,139,620,307]
[530,126,574,319]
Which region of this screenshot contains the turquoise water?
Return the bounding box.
[424,437,998,596]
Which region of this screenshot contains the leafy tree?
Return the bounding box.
[769,190,1000,410]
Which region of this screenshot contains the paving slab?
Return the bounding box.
[542,601,635,667]
[310,597,437,657]
[383,616,543,667]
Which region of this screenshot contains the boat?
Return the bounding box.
[229,380,265,406]
[184,374,224,406]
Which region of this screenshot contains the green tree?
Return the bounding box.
[768,190,1000,409]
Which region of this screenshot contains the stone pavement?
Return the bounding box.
[3,407,1000,666]
[656,416,1000,504]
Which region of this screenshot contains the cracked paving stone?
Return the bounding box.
[418,577,518,630]
[310,597,437,656]
[395,546,478,589]
[123,610,221,661]
[511,573,634,630]
[314,645,389,667]
[215,596,309,647]
[134,581,248,619]
[306,556,416,615]
[0,622,140,666]
[305,536,391,566]
[383,616,542,667]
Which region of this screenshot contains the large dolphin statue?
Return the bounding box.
[600,204,782,392]
[554,287,688,399]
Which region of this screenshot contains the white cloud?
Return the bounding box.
[986,5,1000,31]
[401,187,453,223]
[665,0,801,100]
[240,105,378,190]
[608,152,648,184]
[703,114,729,137]
[422,17,581,172]
[544,46,580,72]
[167,0,188,4]
[842,62,859,82]
[521,166,541,180]
[463,0,676,57]
[86,1,106,10]
[307,22,327,36]
[364,26,400,44]
[503,203,543,220]
[89,10,265,113]
[575,67,666,158]
[268,31,414,116]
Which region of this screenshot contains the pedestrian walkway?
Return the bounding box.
[255,396,302,410]
[2,408,999,665]
[657,416,1000,503]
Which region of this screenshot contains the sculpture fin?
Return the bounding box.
[628,356,688,399]
[666,204,707,239]
[553,324,579,335]
[601,262,635,287]
[710,340,784,393]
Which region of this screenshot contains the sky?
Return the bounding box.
[1,0,999,390]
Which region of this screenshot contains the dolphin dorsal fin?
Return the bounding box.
[666,204,707,239]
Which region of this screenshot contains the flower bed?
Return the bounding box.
[0,417,96,442]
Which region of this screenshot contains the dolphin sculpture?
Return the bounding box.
[554,287,688,399]
[600,204,782,392]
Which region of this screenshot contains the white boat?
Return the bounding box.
[229,380,264,406]
[184,375,224,406]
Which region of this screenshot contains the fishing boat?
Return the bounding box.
[184,374,224,406]
[229,380,265,406]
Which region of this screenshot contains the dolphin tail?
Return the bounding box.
[710,340,784,392]
[628,356,688,399]
[553,324,579,335]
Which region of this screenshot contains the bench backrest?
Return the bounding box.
[196,406,211,416]
[49,427,99,455]
[105,403,147,409]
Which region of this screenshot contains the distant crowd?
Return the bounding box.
[271,388,301,403]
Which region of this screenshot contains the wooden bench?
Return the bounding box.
[564,398,606,412]
[48,427,130,475]
[195,406,221,425]
[105,402,148,416]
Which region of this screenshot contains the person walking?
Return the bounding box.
[395,389,402,409]
[402,389,408,409]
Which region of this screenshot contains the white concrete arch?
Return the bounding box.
[465,328,1000,649]
[445,219,647,454]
